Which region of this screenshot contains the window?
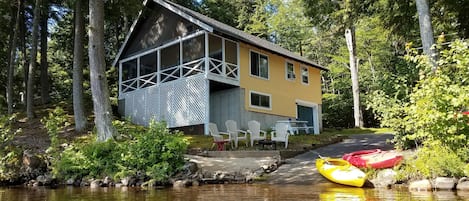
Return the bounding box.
[250,51,269,79]
[286,62,295,80]
[301,66,309,84]
[250,91,271,109]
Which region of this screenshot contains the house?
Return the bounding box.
[113,0,328,135]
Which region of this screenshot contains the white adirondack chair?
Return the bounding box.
[271,122,290,148]
[208,123,232,150]
[247,120,266,147]
[225,120,248,148]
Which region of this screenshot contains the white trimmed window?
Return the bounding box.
[250,51,269,79]
[286,61,295,80]
[301,66,309,84]
[250,91,271,109]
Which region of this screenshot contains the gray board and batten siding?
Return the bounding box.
[210,87,296,132]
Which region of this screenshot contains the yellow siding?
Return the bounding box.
[239,42,322,117]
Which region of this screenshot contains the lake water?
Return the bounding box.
[1,183,469,201]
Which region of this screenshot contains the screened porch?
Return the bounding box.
[118,31,239,96]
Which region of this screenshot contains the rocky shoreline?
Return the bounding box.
[11,134,469,194]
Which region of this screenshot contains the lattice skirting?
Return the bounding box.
[121,75,208,128]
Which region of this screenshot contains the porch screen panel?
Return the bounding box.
[140,52,157,88]
[225,40,237,65]
[208,34,222,60]
[161,44,180,69]
[122,59,137,92]
[183,35,204,62]
[160,44,180,83]
[225,40,238,79]
[183,35,205,77]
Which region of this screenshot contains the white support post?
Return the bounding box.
[137,57,140,89]
[204,32,209,77]
[237,42,240,79]
[222,38,226,77]
[157,50,161,86]
[205,78,210,135]
[179,37,183,78]
[118,62,122,97]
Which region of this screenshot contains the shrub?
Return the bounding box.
[396,142,466,181]
[54,119,188,184]
[120,120,188,182]
[54,140,122,179]
[0,115,22,182]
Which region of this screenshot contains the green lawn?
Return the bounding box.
[185,127,394,151]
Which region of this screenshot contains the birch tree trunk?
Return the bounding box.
[89,0,116,141]
[416,0,437,69]
[40,0,50,104]
[345,27,363,128]
[73,0,87,132]
[26,0,41,119]
[7,0,21,114]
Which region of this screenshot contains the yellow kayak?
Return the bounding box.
[316,157,366,187]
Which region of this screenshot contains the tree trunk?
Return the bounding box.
[416,0,437,69]
[19,1,28,106]
[26,0,41,119]
[345,27,363,128]
[7,0,21,114]
[73,0,87,132]
[89,0,116,141]
[40,0,50,104]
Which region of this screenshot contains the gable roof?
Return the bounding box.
[113,0,328,71]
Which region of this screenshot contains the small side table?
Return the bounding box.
[258,140,276,150]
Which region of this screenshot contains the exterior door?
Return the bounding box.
[297,105,313,126]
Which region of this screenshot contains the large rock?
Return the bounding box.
[90,180,102,188]
[434,177,457,190]
[370,169,397,188]
[457,177,469,191]
[409,179,432,191]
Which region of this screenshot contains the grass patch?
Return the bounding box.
[322,127,394,135]
[184,128,393,152]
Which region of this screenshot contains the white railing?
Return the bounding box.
[208,58,238,80]
[119,32,240,95]
[122,78,137,93]
[182,58,205,77]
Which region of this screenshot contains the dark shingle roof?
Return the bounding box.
[162,0,327,71]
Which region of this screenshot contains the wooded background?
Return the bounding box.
[1,0,468,140]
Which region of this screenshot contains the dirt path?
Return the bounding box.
[263,134,395,185]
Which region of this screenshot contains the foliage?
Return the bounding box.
[322,93,354,128]
[53,120,188,183]
[41,107,70,155]
[396,142,466,181]
[119,120,188,182]
[0,114,22,182]
[54,140,122,179]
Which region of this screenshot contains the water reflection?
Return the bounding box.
[1,184,469,201]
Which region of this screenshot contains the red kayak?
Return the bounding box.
[342,149,403,169]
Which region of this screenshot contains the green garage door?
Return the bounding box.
[297,105,313,126]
